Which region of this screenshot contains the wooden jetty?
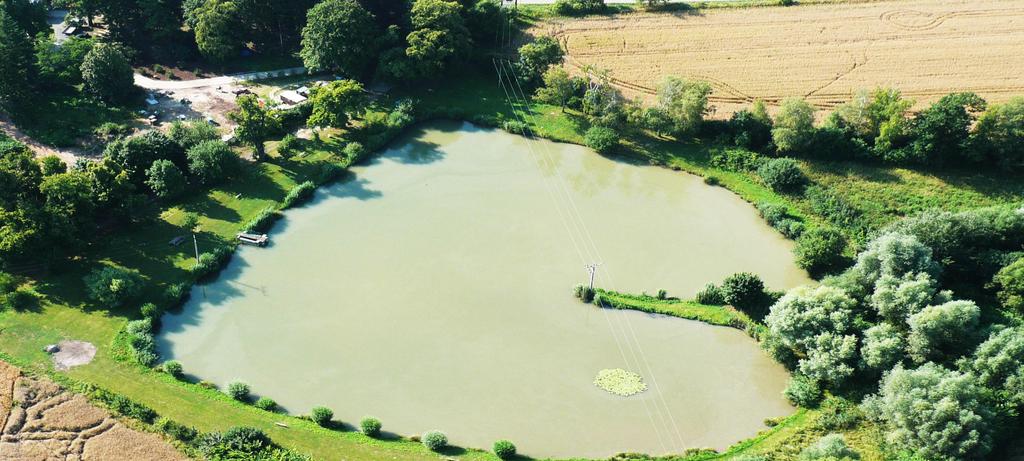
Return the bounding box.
[237,233,269,246]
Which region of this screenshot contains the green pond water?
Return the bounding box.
[159,121,811,459]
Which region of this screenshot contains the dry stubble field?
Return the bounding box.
[535,0,1024,116]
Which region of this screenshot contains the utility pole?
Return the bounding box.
[193,234,200,264]
[585,263,602,291]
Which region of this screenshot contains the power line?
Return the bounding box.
[498,58,688,452]
[491,55,680,454]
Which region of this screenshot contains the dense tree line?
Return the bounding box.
[759,206,1024,461]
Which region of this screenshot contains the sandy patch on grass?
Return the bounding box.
[51,340,97,371]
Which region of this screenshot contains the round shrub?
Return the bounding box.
[776,218,806,239]
[226,381,250,401]
[795,227,848,276]
[360,417,382,437]
[584,126,619,154]
[140,302,162,319]
[277,134,300,159]
[125,318,153,336]
[310,406,333,426]
[493,439,517,459]
[83,265,144,308]
[757,157,807,193]
[721,272,766,311]
[422,430,448,451]
[162,360,183,378]
[343,142,365,161]
[694,283,725,305]
[254,397,277,411]
[784,374,823,407]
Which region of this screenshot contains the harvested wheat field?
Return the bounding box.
[0,361,185,461]
[537,0,1024,116]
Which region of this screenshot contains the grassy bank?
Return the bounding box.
[2,67,1023,461]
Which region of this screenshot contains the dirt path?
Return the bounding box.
[135,66,308,90]
[0,115,89,165]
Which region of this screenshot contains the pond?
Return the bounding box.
[159,122,811,459]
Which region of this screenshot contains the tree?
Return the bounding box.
[83,265,145,307]
[534,67,577,112]
[307,80,368,129]
[402,0,469,78]
[908,92,987,166]
[186,140,238,185]
[229,95,277,159]
[799,332,858,386]
[772,98,816,154]
[39,172,95,231]
[906,299,980,363]
[973,97,1024,171]
[516,36,563,84]
[104,131,185,187]
[168,119,220,151]
[40,156,67,176]
[720,272,767,316]
[0,10,36,115]
[865,363,994,461]
[794,227,847,276]
[869,272,941,325]
[765,284,856,354]
[139,0,185,42]
[656,77,712,136]
[994,256,1024,312]
[969,326,1024,408]
[35,36,95,87]
[145,159,187,199]
[860,323,905,372]
[729,101,773,152]
[194,0,243,63]
[1,0,47,37]
[81,43,135,103]
[300,0,377,76]
[846,232,939,295]
[583,126,618,154]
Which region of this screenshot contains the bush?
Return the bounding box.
[422,430,448,451]
[2,288,37,311]
[255,397,277,411]
[757,158,807,193]
[165,282,190,307]
[218,426,271,453]
[795,227,848,276]
[191,246,233,279]
[776,219,806,238]
[187,140,239,185]
[553,0,605,15]
[282,181,316,209]
[502,119,527,134]
[342,142,365,162]
[225,381,250,401]
[156,417,198,441]
[95,390,157,423]
[710,149,763,172]
[83,266,144,308]
[360,417,382,437]
[799,433,859,460]
[721,272,766,313]
[125,319,153,336]
[784,374,823,407]
[994,256,1024,312]
[277,134,300,159]
[493,439,517,459]
[310,406,333,426]
[805,186,865,240]
[162,360,183,378]
[244,206,280,233]
[316,163,344,185]
[655,289,668,300]
[815,396,863,431]
[573,283,595,303]
[694,283,725,305]
[584,126,619,154]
